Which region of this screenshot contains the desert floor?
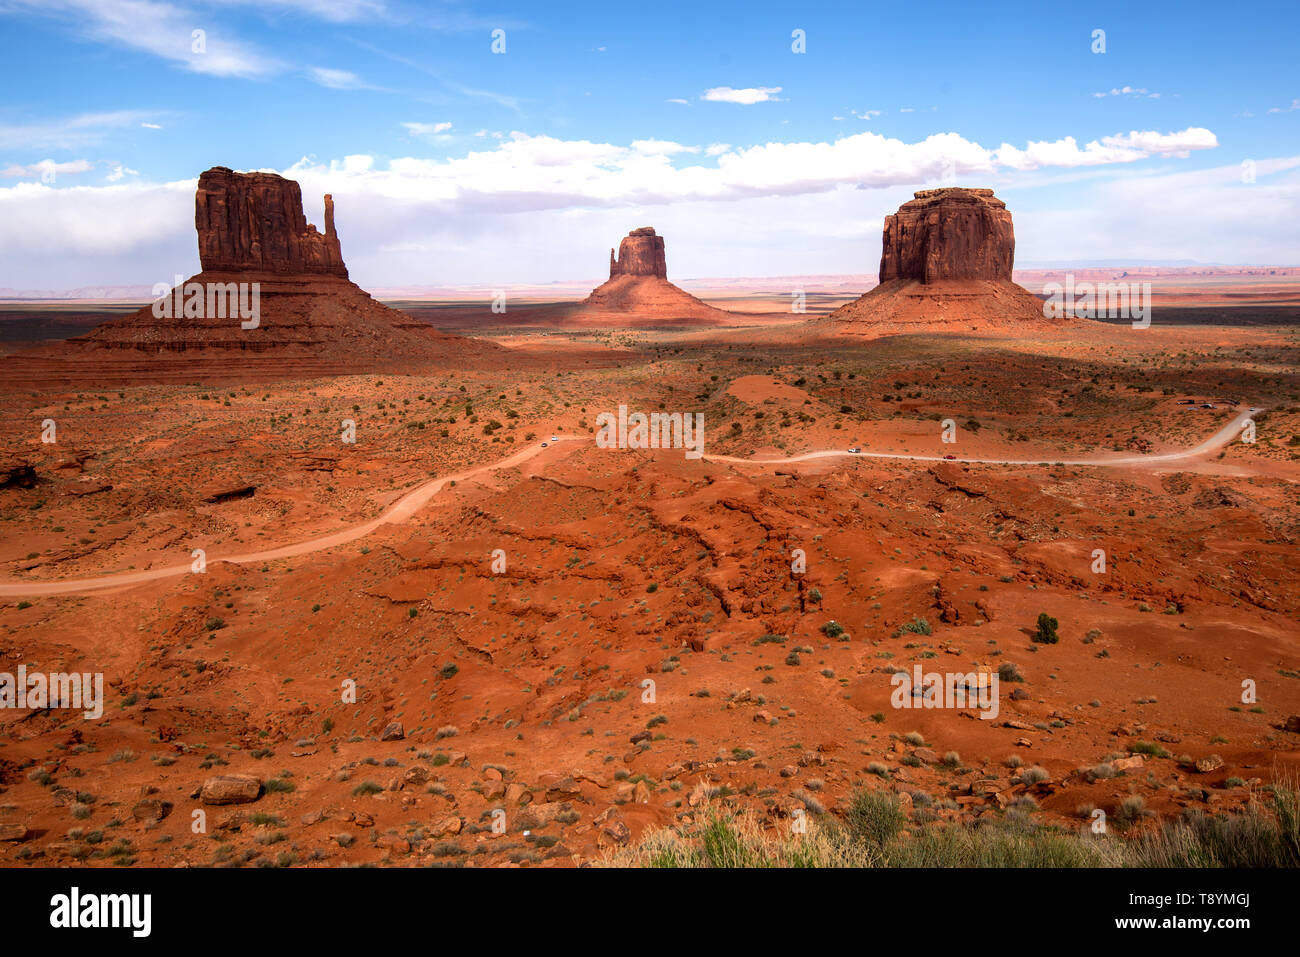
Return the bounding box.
[0,297,1297,867]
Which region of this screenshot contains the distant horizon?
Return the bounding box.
[3,261,1298,304]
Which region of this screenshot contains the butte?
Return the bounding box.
[825,187,1062,335]
[1,166,505,386]
[557,228,737,328]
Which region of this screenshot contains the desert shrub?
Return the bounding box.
[1021,766,1050,785]
[1032,613,1059,644]
[845,790,906,848]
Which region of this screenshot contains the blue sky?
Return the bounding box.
[1,0,1297,290]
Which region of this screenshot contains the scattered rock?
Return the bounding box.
[132,799,172,824]
[0,823,28,842]
[1194,755,1225,774]
[402,766,431,787]
[597,817,631,847]
[199,774,262,805]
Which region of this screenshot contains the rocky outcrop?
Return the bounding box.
[557,227,737,328]
[879,188,1014,283]
[1,166,512,386]
[823,187,1060,336]
[195,167,347,278]
[609,227,667,279]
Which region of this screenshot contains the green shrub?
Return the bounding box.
[1032,613,1059,644]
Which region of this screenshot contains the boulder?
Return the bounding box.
[199,774,262,805]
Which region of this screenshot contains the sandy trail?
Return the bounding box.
[0,408,1260,597]
[706,407,1261,468]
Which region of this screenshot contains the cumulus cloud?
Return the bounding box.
[702,86,782,105]
[995,127,1217,169]
[0,126,1256,288]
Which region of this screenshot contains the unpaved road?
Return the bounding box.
[0,407,1260,597]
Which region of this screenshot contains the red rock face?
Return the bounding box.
[609,227,667,279]
[879,188,1014,283]
[195,166,348,279]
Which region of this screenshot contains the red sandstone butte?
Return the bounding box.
[826,187,1059,335]
[196,167,348,279]
[558,227,736,328]
[879,188,1015,283]
[0,166,507,386]
[608,227,668,279]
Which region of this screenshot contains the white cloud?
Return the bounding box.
[702,86,782,105]
[106,162,139,181]
[1014,156,1300,264]
[3,0,396,79]
[307,66,372,89]
[0,126,1258,289]
[996,127,1217,169]
[403,121,454,139]
[0,159,93,179]
[3,0,282,78]
[630,139,697,156]
[1092,86,1155,98]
